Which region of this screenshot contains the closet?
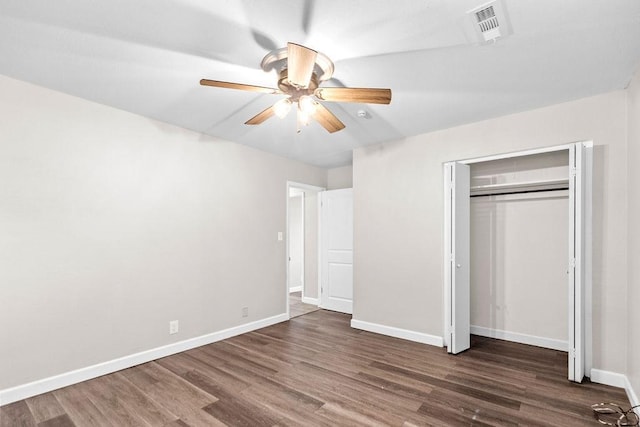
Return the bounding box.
[443,142,591,382]
[470,151,569,351]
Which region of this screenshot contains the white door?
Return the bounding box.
[568,143,585,382]
[444,162,471,354]
[320,188,353,314]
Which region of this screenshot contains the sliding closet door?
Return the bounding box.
[444,162,471,354]
[568,144,585,382]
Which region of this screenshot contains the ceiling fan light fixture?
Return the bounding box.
[274,98,292,118]
[298,95,317,115]
[200,42,391,133]
[297,104,311,127]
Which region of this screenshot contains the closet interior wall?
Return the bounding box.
[470,151,571,351]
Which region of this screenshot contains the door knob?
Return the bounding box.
[456,264,461,268]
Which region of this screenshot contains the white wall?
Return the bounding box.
[627,69,640,401]
[327,165,353,190]
[353,91,628,374]
[0,75,326,391]
[471,193,569,343]
[470,153,569,346]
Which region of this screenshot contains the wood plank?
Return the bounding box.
[37,414,75,427]
[0,400,36,427]
[142,378,224,427]
[25,393,65,424]
[427,388,547,427]
[2,310,630,426]
[118,364,159,390]
[238,383,329,427]
[100,373,178,425]
[269,361,422,425]
[53,383,112,427]
[163,420,190,427]
[158,353,251,394]
[370,360,522,410]
[199,342,283,376]
[80,377,148,427]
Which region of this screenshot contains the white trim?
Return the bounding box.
[444,141,592,382]
[443,162,452,348]
[0,313,288,406]
[319,191,326,309]
[568,142,582,381]
[317,191,323,308]
[289,286,303,293]
[470,325,568,352]
[590,369,627,388]
[583,141,593,376]
[301,296,319,305]
[351,319,444,347]
[459,142,576,164]
[285,181,325,320]
[625,376,640,416]
[589,371,639,416]
[286,181,325,193]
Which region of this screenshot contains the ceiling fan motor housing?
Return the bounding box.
[261,47,335,83]
[277,69,319,101]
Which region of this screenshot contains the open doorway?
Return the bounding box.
[286,182,324,319]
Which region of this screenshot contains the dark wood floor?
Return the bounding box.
[1,310,629,426]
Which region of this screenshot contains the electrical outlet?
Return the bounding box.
[242,307,249,318]
[169,320,179,335]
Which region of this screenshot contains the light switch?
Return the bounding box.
[277,232,283,241]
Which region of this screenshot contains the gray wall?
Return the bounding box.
[627,69,640,399]
[353,90,629,374]
[327,165,353,190]
[0,75,326,390]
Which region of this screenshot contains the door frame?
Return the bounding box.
[443,141,593,381]
[285,181,325,319]
[288,191,305,294]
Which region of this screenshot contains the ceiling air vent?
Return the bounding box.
[468,0,512,43]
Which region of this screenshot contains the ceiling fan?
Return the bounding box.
[200,42,392,133]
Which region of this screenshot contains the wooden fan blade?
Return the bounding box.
[245,105,275,125]
[287,42,317,88]
[315,87,392,104]
[200,79,279,95]
[313,103,345,133]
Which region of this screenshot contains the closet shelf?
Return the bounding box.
[470,178,569,197]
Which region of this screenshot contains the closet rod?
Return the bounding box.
[470,187,569,198]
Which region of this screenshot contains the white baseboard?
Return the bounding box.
[0,313,288,406]
[301,296,319,305]
[590,369,639,415]
[470,325,568,352]
[590,369,627,388]
[289,286,303,293]
[350,319,443,347]
[625,376,640,416]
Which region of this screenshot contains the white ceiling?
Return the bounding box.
[1,0,639,168]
